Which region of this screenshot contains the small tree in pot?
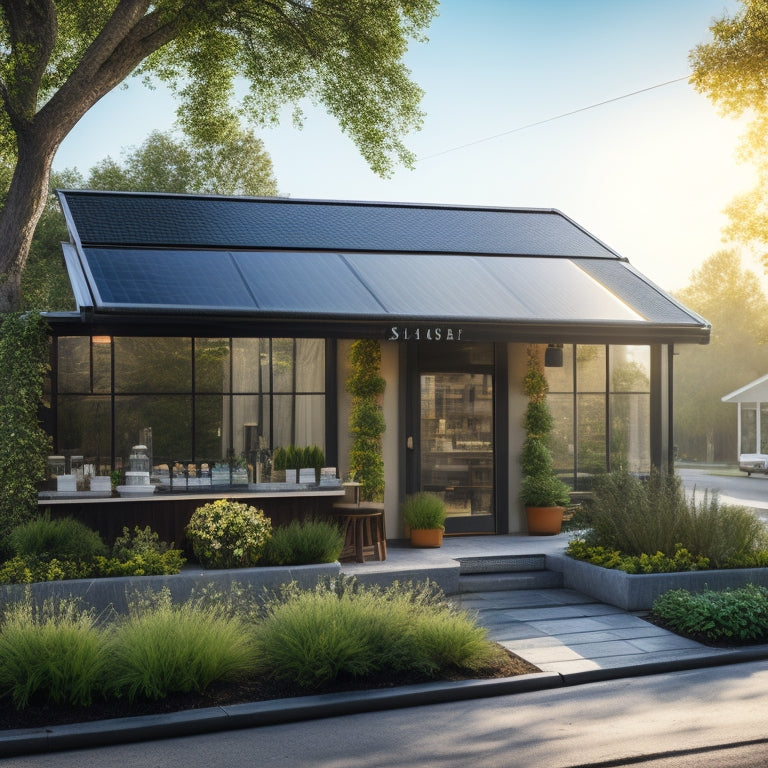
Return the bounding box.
[520,346,571,534]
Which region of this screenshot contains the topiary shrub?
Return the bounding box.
[185,499,272,569]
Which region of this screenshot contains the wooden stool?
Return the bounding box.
[333,504,387,563]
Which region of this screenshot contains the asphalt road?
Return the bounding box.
[6,662,768,768]
[677,466,768,522]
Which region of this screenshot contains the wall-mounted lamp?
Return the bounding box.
[544,344,563,367]
[91,335,112,345]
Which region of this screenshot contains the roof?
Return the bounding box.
[54,189,711,344]
[722,374,768,403]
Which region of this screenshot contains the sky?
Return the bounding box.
[52,0,756,294]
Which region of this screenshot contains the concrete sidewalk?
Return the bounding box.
[4,534,768,757]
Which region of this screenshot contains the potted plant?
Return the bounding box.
[520,346,571,535]
[401,492,446,547]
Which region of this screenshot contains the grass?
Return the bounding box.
[0,579,520,713]
[0,598,109,709]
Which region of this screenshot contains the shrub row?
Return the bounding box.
[0,580,501,710]
[0,503,347,584]
[0,519,185,585]
[184,500,344,569]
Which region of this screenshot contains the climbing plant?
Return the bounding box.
[0,313,51,553]
[347,340,386,502]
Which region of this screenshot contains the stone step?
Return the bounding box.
[457,554,547,574]
[458,569,563,593]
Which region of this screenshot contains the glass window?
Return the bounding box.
[195,339,230,393]
[296,339,325,391]
[114,338,191,393]
[742,405,757,454]
[58,337,91,393]
[114,395,192,465]
[53,334,327,481]
[57,395,111,469]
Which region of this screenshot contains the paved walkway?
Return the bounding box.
[342,534,768,680]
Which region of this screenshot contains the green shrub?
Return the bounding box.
[0,598,109,708]
[260,519,344,566]
[567,540,710,573]
[10,515,107,561]
[519,474,571,508]
[185,499,272,569]
[652,585,768,642]
[255,580,491,689]
[0,521,184,583]
[108,590,257,701]
[579,469,768,567]
[401,492,447,530]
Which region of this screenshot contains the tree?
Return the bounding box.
[673,250,768,462]
[690,0,768,263]
[87,127,279,196]
[0,0,437,311]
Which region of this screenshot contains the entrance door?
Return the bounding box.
[418,371,495,533]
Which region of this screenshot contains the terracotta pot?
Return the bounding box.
[410,528,444,548]
[525,506,564,535]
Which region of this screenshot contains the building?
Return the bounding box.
[42,190,710,539]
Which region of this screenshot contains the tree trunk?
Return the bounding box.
[0,131,57,312]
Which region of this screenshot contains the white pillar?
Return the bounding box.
[758,401,763,453]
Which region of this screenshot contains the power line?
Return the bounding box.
[416,75,691,162]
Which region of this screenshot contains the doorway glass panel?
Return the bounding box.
[420,372,494,526]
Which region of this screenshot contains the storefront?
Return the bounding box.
[43,190,710,538]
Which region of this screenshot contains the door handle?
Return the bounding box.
[406,436,414,450]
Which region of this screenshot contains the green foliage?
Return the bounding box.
[520,437,554,477]
[0,0,437,310]
[0,598,109,709]
[401,492,447,530]
[347,340,386,502]
[575,469,768,567]
[254,580,491,689]
[566,540,711,574]
[0,520,185,583]
[108,590,257,702]
[523,400,554,440]
[520,347,570,510]
[0,313,52,552]
[691,4,768,261]
[271,445,325,479]
[519,474,572,508]
[185,499,272,569]
[260,519,344,566]
[10,515,106,561]
[653,585,768,642]
[673,251,768,461]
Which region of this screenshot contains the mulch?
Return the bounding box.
[0,647,537,732]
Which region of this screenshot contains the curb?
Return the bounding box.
[4,646,768,757]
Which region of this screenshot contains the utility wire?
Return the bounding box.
[416,74,691,162]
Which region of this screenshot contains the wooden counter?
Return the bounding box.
[38,488,346,547]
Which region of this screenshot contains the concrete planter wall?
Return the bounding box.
[0,562,341,615]
[548,553,768,611]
